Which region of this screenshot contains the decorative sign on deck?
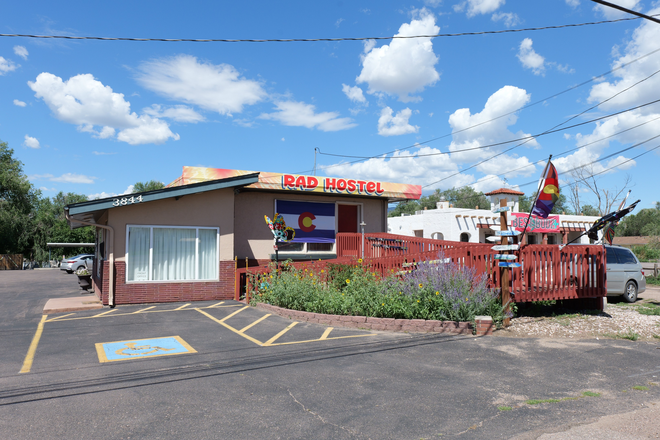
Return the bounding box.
[494,254,517,261]
[511,212,560,233]
[499,262,522,268]
[492,206,510,213]
[486,236,501,242]
[495,230,521,237]
[491,244,519,251]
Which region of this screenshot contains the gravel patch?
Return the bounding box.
[495,303,660,340]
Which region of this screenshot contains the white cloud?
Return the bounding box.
[342,84,367,104]
[377,107,419,136]
[92,151,117,155]
[137,55,266,116]
[23,135,40,149]
[143,104,205,123]
[453,0,505,17]
[88,192,116,200]
[324,146,473,191]
[594,0,640,19]
[13,46,28,60]
[0,57,18,75]
[491,12,521,27]
[423,0,443,6]
[259,100,357,131]
[29,72,179,145]
[325,85,536,190]
[471,175,520,194]
[517,38,545,75]
[13,99,26,107]
[356,8,440,102]
[447,85,537,175]
[30,173,96,184]
[562,4,660,175]
[565,0,580,7]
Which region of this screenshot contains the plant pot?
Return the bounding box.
[78,274,92,290]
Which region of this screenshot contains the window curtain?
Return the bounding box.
[152,228,196,281]
[198,229,218,280]
[127,227,150,281]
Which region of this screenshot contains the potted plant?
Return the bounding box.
[76,267,92,290]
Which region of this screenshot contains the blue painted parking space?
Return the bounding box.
[95,336,196,363]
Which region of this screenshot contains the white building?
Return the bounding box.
[387,188,600,245]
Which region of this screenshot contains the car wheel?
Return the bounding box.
[622,281,638,303]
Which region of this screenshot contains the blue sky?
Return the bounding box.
[1,0,658,212]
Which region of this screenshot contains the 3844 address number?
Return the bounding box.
[112,195,143,207]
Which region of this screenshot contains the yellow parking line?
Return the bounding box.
[206,301,225,308]
[45,313,75,322]
[195,309,264,346]
[239,314,271,333]
[263,322,298,346]
[132,306,156,314]
[20,315,47,374]
[91,309,117,318]
[320,327,333,340]
[268,333,377,346]
[174,303,191,310]
[219,306,250,322]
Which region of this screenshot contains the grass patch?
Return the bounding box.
[653,334,660,339]
[526,398,561,405]
[637,304,660,316]
[582,391,601,397]
[497,406,512,411]
[602,329,640,341]
[646,275,660,286]
[632,386,649,391]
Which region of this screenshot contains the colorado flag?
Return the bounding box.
[276,200,336,243]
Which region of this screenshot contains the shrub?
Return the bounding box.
[249,254,507,325]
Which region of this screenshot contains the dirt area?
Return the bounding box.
[495,286,660,340]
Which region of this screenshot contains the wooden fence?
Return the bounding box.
[234,233,605,304]
[0,254,24,270]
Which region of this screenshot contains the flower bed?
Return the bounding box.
[249,255,507,328]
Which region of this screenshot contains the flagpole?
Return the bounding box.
[520,155,552,245]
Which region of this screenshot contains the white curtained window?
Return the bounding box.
[127,226,218,282]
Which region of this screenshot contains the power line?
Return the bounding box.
[0,16,651,44]
[305,46,660,174]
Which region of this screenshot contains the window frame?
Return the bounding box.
[125,224,220,283]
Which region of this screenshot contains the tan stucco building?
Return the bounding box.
[65,167,421,306]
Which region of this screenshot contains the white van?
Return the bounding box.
[605,245,646,302]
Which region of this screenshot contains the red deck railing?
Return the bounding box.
[234,233,606,304]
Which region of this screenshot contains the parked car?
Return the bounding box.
[605,245,646,302]
[60,254,94,274]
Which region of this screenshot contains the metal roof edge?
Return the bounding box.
[65,173,260,216]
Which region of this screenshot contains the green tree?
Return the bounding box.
[133,180,164,192]
[618,207,660,237]
[32,192,95,262]
[388,187,490,217]
[0,140,41,255]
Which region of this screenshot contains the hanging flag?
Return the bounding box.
[603,223,616,245]
[531,161,559,219]
[276,200,336,243]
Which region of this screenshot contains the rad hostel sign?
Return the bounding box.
[510,212,560,233]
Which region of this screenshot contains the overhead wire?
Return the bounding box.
[0,15,654,43]
[307,46,660,173]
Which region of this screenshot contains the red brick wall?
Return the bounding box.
[94,260,235,305]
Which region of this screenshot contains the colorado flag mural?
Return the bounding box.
[276,200,336,243]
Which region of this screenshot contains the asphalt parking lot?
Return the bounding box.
[1,269,660,440]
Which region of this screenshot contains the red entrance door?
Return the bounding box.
[337,205,358,233]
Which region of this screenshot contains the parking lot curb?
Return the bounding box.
[254,303,489,335]
[43,295,103,314]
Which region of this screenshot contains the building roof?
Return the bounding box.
[484,188,525,196]
[64,173,260,228]
[167,166,422,202]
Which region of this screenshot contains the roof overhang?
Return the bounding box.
[65,173,260,229]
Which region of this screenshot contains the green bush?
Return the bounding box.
[249,257,507,325]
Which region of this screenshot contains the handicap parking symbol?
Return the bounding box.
[96,336,196,363]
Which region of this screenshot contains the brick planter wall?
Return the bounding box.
[95,260,236,305]
[255,303,495,336]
